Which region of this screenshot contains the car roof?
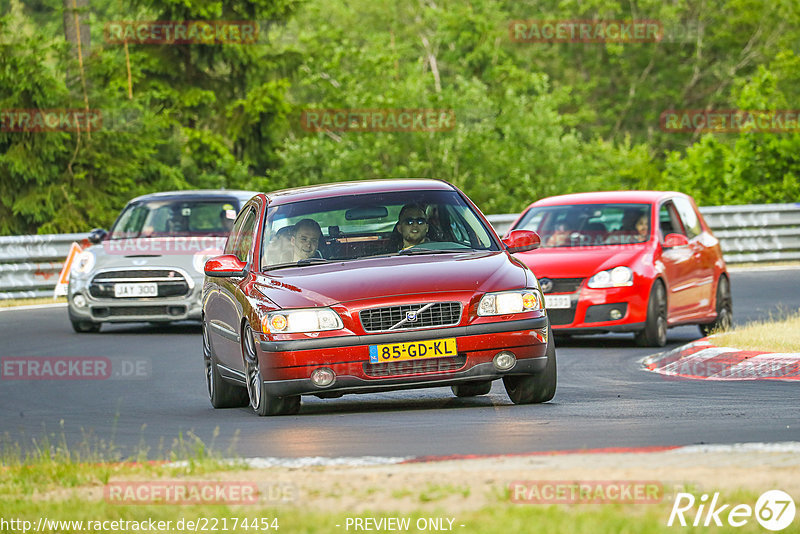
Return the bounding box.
[127,190,258,205]
[529,190,688,207]
[262,179,455,206]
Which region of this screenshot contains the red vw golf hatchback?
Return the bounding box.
[202,179,555,415]
[507,191,731,347]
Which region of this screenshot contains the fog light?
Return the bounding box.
[609,308,622,320]
[493,351,516,371]
[168,306,184,316]
[73,294,87,308]
[310,367,335,387]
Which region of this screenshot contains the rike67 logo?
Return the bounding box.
[668,490,795,531]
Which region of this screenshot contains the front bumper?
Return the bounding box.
[68,277,204,323]
[547,284,649,333]
[254,316,550,397]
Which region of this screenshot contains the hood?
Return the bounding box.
[514,244,649,279]
[253,251,529,309]
[84,236,227,279]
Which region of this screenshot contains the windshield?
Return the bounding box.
[515,203,653,248]
[261,190,499,268]
[109,199,239,239]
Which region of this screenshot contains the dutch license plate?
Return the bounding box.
[114,283,158,298]
[544,295,571,309]
[369,338,457,364]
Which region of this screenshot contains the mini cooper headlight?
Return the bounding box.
[263,308,343,333]
[477,289,543,316]
[72,251,96,275]
[587,266,634,288]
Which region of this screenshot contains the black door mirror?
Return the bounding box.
[88,228,108,244]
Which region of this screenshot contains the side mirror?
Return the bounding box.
[204,254,247,277]
[502,230,541,253]
[88,228,108,244]
[663,233,689,248]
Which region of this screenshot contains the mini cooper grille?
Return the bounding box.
[542,278,584,294]
[363,355,467,377]
[91,305,185,317]
[359,302,462,332]
[89,270,190,299]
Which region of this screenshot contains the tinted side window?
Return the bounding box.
[223,208,250,255]
[673,197,702,239]
[232,208,258,262]
[659,201,685,238]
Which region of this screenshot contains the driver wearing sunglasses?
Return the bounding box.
[395,203,430,250]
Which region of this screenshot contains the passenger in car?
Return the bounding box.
[606,210,649,244]
[263,225,294,266]
[393,204,430,250]
[291,218,323,260]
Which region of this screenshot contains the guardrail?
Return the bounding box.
[1,203,798,300]
[0,233,89,299]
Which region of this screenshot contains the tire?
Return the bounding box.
[71,319,101,333]
[634,281,667,347]
[699,276,733,336]
[451,381,492,397]
[503,327,557,404]
[242,324,301,416]
[203,321,248,408]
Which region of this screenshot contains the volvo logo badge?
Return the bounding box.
[540,278,553,293]
[406,311,419,322]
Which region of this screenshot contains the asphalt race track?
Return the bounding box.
[1,268,798,460]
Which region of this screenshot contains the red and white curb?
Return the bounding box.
[179,442,800,468]
[642,338,800,381]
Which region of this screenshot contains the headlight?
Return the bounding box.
[477,289,542,316]
[263,308,343,333]
[72,251,95,275]
[587,266,634,288]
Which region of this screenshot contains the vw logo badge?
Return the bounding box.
[539,278,553,293]
[406,311,419,322]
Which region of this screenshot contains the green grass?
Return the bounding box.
[1,490,783,534]
[1,430,790,534]
[711,309,800,352]
[0,296,66,308]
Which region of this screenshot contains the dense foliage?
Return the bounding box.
[1,0,798,234]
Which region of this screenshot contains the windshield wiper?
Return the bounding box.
[295,257,333,266]
[397,248,461,255]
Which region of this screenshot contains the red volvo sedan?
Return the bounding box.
[507,191,731,347]
[202,179,555,415]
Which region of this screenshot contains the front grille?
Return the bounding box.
[359,302,461,332]
[548,308,577,326]
[542,278,584,294]
[89,269,190,299]
[363,355,467,377]
[92,305,185,317]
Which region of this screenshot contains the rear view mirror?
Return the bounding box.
[345,206,389,220]
[663,233,689,248]
[502,230,541,253]
[204,254,247,277]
